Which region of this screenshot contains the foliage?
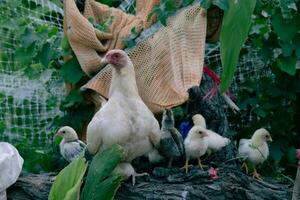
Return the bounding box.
[81,144,124,200]
[200,0,229,10]
[219,0,256,93]
[229,0,300,177]
[49,155,88,200]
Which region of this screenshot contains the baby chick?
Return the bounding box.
[192,114,230,154]
[112,162,149,186]
[183,126,208,173]
[159,109,185,167]
[238,128,272,180]
[56,126,86,162]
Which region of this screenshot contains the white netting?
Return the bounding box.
[0,0,271,148]
[0,0,65,148]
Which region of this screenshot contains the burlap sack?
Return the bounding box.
[82,4,207,113]
[64,0,159,76]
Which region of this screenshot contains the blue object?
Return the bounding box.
[179,121,192,139]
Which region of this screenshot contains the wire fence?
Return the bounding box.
[0,0,272,148]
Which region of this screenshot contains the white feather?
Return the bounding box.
[238,128,271,165]
[192,114,230,152]
[86,50,161,162]
[184,126,208,159]
[206,129,230,152]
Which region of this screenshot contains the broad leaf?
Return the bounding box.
[60,57,84,84]
[49,155,87,200]
[276,55,297,76]
[271,13,300,42]
[81,144,124,200]
[219,0,256,93]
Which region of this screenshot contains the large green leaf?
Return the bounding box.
[219,0,256,93]
[276,55,297,76]
[60,57,85,84]
[81,144,124,200]
[48,155,87,200]
[271,12,300,42]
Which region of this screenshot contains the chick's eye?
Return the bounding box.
[62,131,66,134]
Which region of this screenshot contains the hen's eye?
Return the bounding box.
[62,131,66,134]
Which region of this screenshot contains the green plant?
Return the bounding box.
[81,144,124,200]
[49,154,88,200]
[229,0,300,177]
[219,0,256,93]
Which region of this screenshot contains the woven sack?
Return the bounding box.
[82,4,207,113]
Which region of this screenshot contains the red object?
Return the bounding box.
[202,65,236,101]
[208,167,219,180]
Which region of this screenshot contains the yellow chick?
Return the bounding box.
[192,114,230,154]
[238,128,272,180]
[183,126,208,173]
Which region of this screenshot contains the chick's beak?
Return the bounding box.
[268,136,273,142]
[202,132,209,137]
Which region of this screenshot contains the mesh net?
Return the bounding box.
[0,0,65,148]
[0,0,271,148]
[83,4,207,113]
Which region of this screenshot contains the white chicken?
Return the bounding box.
[56,126,86,162]
[86,49,161,164]
[192,114,230,154]
[183,126,208,173]
[112,162,149,186]
[238,128,272,180]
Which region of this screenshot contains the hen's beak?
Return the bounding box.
[101,56,108,66]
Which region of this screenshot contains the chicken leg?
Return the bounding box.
[132,172,149,186]
[240,162,249,174]
[197,158,207,170]
[252,167,262,180]
[181,159,193,174]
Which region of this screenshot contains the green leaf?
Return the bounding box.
[0,121,6,136]
[280,42,293,57]
[219,0,256,93]
[15,45,36,66]
[63,90,84,107]
[213,0,229,10]
[276,55,297,75]
[81,144,124,200]
[201,0,229,10]
[49,155,88,200]
[38,42,52,67]
[61,35,71,51]
[200,0,212,10]
[20,27,38,48]
[271,13,300,42]
[60,57,84,84]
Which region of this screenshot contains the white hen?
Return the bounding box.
[56,126,86,162]
[183,126,208,173]
[192,114,230,153]
[238,128,272,180]
[86,49,161,164]
[112,162,148,186]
